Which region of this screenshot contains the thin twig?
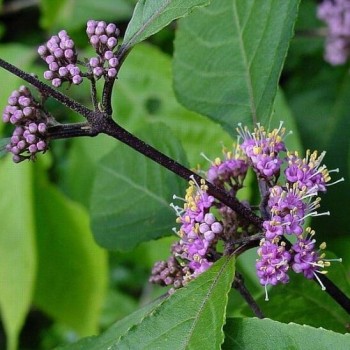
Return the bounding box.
[233,272,264,319]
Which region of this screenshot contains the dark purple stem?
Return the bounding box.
[233,272,265,319]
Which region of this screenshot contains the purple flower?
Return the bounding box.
[237,122,286,178]
[256,239,291,299]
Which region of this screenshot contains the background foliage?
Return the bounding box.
[0,0,349,349]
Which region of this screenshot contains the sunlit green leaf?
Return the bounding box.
[0,158,36,350]
[173,0,300,133]
[57,255,235,350]
[122,0,210,52]
[33,164,108,335]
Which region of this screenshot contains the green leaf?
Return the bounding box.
[90,123,188,251]
[59,255,235,350]
[55,297,165,350]
[173,0,300,133]
[122,0,210,52]
[33,163,108,335]
[0,158,36,350]
[223,317,350,350]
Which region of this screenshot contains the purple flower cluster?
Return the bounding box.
[150,123,342,297]
[285,150,330,193]
[317,0,350,65]
[86,20,120,79]
[38,20,120,86]
[150,179,224,290]
[237,123,286,179]
[38,30,82,87]
[2,86,49,162]
[206,144,248,194]
[256,239,291,297]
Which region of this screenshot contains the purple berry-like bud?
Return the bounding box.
[107,37,117,49]
[211,222,223,234]
[44,71,54,80]
[45,55,55,65]
[99,34,108,44]
[107,68,117,78]
[58,67,69,77]
[64,39,74,49]
[106,23,117,35]
[11,135,20,144]
[104,50,114,60]
[53,48,64,58]
[26,134,37,144]
[38,123,47,133]
[89,57,100,67]
[37,141,46,151]
[18,96,31,107]
[199,223,210,234]
[23,107,33,117]
[49,62,59,72]
[38,45,47,56]
[90,35,99,46]
[72,75,83,85]
[10,116,17,124]
[204,231,215,241]
[13,155,22,163]
[108,57,118,68]
[52,78,62,87]
[13,110,23,121]
[8,96,18,105]
[204,213,216,225]
[13,126,24,136]
[69,66,80,76]
[58,30,68,39]
[11,146,20,155]
[28,144,37,153]
[2,113,10,123]
[86,25,95,36]
[17,140,26,150]
[10,90,20,98]
[64,49,74,60]
[93,67,104,78]
[28,123,38,133]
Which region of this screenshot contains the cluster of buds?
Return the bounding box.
[2,86,49,162]
[317,0,350,65]
[150,123,343,298]
[38,30,82,87]
[86,20,120,79]
[38,19,120,86]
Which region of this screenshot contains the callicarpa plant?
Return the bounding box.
[0,1,350,350]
